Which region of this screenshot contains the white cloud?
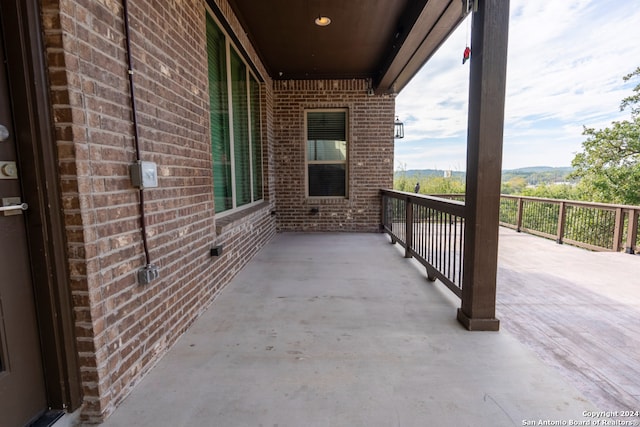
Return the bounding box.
[396,0,640,170]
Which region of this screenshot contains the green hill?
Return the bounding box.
[501,166,575,185]
[399,169,465,179]
[395,167,574,185]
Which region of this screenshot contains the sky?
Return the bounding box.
[395,0,640,172]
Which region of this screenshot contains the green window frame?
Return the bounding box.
[206,12,263,214]
[306,109,348,198]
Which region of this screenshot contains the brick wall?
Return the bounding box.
[273,80,395,232]
[40,0,275,422]
[38,0,393,422]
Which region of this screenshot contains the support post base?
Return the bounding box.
[457,308,500,331]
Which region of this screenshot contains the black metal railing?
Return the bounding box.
[381,191,639,297]
[381,190,466,298]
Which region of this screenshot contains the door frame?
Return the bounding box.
[0,0,82,411]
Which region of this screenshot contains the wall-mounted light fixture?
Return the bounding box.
[394,116,404,139]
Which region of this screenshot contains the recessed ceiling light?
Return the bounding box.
[315,15,331,26]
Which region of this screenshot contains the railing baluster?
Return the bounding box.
[447,213,453,279]
[428,207,433,265]
[437,210,443,271]
[420,205,425,258]
[417,205,422,258]
[580,207,586,243]
[405,197,413,259]
[452,216,456,283]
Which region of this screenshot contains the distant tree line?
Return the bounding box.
[395,166,577,199]
[394,166,465,194]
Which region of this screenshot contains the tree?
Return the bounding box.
[501,176,527,194]
[570,67,640,205]
[521,183,581,200]
[418,176,465,194]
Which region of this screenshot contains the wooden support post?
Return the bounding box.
[612,208,624,252]
[458,0,510,331]
[626,209,638,254]
[556,202,566,244]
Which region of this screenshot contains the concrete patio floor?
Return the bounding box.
[94,230,633,427]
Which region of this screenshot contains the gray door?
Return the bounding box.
[0,29,48,426]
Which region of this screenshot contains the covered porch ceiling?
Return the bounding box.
[226,0,468,94]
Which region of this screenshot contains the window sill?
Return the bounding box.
[215,201,271,236]
[305,197,349,204]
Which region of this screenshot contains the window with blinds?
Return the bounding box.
[206,15,232,213]
[306,110,348,197]
[206,12,263,214]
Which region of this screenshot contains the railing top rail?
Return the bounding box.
[380,189,466,216]
[499,194,640,210]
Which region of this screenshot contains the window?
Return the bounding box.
[206,12,263,214]
[306,110,348,197]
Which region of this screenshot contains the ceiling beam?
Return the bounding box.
[375,0,467,94]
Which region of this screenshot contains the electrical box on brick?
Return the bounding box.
[130,161,158,188]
